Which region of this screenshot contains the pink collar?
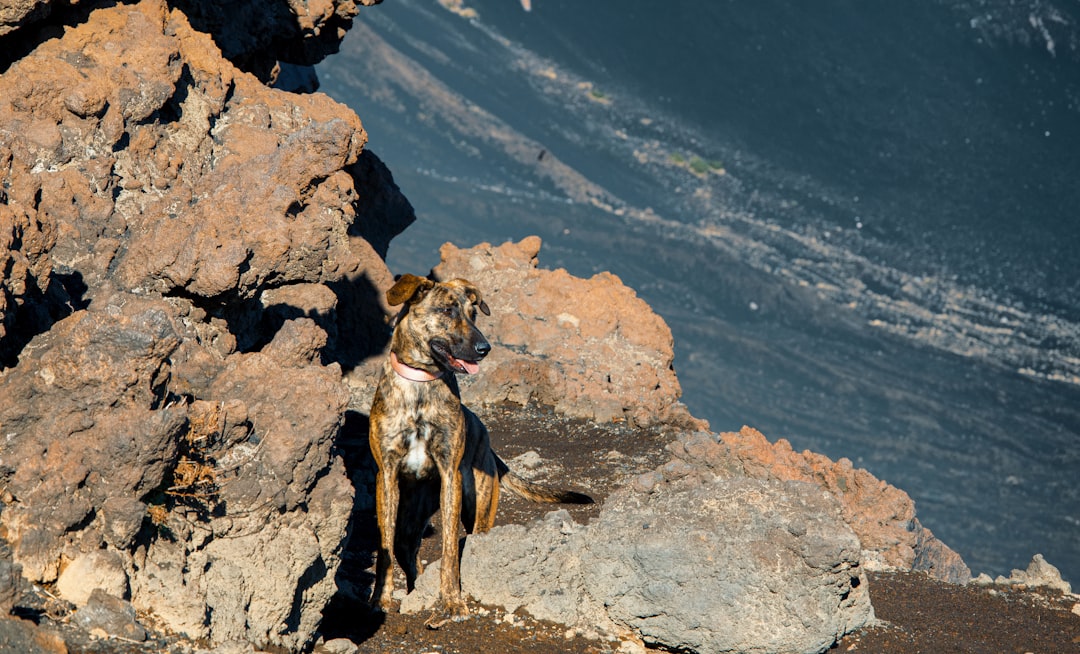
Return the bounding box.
[390,352,443,382]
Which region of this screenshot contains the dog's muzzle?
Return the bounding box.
[432,335,490,375]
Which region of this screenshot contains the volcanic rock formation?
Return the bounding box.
[1,1,972,652]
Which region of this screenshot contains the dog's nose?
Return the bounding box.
[474,341,491,358]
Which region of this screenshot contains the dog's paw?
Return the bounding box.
[367,591,397,615]
[424,599,470,630]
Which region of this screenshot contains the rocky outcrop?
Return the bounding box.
[974,553,1074,595]
[402,476,873,654]
[2,0,379,82]
[709,427,970,583]
[0,0,51,37]
[398,424,972,653]
[167,0,377,81]
[1,1,978,653]
[432,237,695,428]
[0,0,406,649]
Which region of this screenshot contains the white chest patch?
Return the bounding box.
[402,433,430,474]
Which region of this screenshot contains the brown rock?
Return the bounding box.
[2,0,375,82]
[674,426,971,582]
[431,236,697,428]
[0,193,58,362]
[0,0,369,308]
[122,321,353,647]
[0,0,51,37]
[0,296,187,582]
[0,0,401,648]
[169,0,373,81]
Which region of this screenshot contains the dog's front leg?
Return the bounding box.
[370,464,400,612]
[426,441,469,628]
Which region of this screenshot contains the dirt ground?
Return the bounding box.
[28,403,1080,653]
[319,403,1080,654]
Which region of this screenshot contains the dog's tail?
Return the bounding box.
[496,455,594,504]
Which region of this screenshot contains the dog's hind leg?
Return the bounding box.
[470,451,500,534]
[460,410,500,534]
[460,464,499,534]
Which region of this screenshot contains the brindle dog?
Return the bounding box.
[368,274,592,628]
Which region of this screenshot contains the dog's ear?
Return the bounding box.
[464,284,491,316]
[387,274,435,306]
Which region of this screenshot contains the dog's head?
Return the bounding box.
[386,274,492,375]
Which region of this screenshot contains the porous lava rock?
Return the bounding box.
[403,479,874,654]
[2,0,380,83]
[0,0,407,649]
[709,427,971,583]
[1,2,983,653]
[431,236,697,428]
[0,0,52,37]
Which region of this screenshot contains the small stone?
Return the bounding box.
[56,551,129,607]
[510,450,543,470]
[316,638,360,654]
[73,589,147,642]
[970,573,994,586]
[632,471,662,493]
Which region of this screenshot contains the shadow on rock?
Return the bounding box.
[320,409,387,643]
[0,269,89,369]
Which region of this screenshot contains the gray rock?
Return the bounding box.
[0,616,67,654]
[315,637,361,654]
[405,477,873,654]
[993,553,1073,594]
[72,588,148,642]
[101,497,149,550]
[586,477,873,654]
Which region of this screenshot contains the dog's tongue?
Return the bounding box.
[454,358,480,375]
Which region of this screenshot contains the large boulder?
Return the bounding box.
[125,318,354,647]
[400,423,974,652]
[583,477,872,654]
[2,0,378,80]
[404,476,873,654]
[431,236,696,428]
[0,295,188,583]
[0,0,406,648]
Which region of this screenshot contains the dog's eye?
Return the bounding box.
[438,306,455,316]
